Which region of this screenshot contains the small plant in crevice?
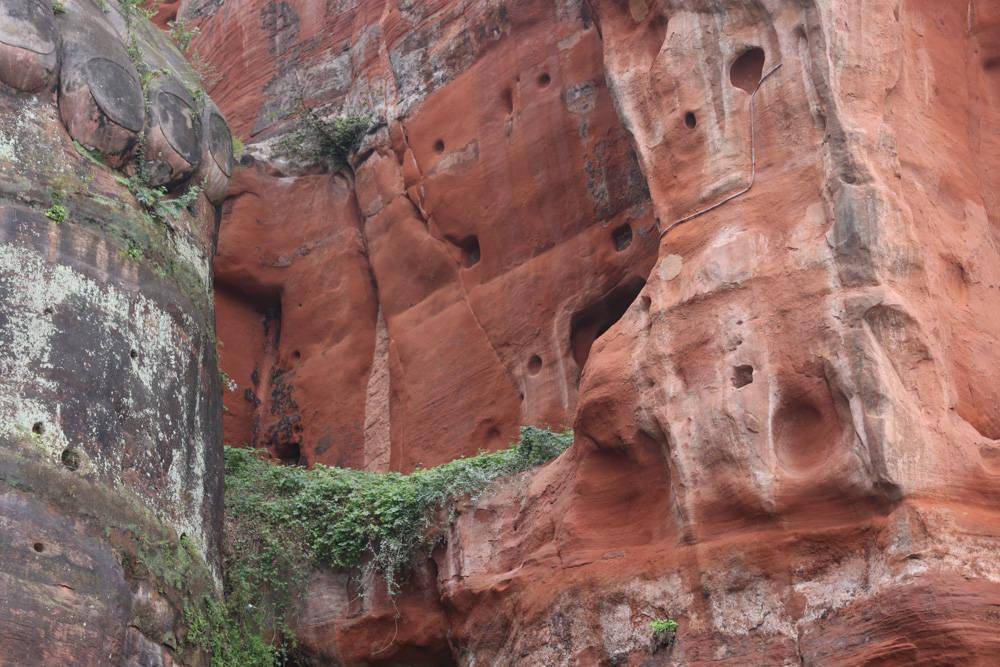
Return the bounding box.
[45,189,68,223]
[649,618,678,653]
[117,172,202,225]
[232,137,245,161]
[51,0,66,14]
[45,203,68,224]
[119,0,157,24]
[280,103,375,173]
[121,240,144,262]
[168,16,200,51]
[221,426,573,657]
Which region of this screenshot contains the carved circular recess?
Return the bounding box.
[84,58,144,132]
[0,0,57,55]
[209,112,233,177]
[155,89,203,166]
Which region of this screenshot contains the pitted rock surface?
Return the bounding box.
[190,0,1000,664]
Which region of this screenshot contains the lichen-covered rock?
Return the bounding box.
[0,0,233,663]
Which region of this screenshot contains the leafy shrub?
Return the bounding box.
[221,427,572,656]
[650,618,678,653]
[117,173,202,226]
[168,17,200,51]
[280,106,374,172]
[45,204,68,223]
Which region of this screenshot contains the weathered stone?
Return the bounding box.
[0,0,232,662]
[58,11,144,163]
[191,0,1000,664]
[0,0,58,91]
[144,75,202,186]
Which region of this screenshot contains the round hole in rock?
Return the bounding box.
[731,47,766,93]
[33,542,44,553]
[129,349,138,360]
[732,365,754,388]
[537,72,551,87]
[292,350,301,360]
[528,354,543,375]
[61,448,81,471]
[684,111,697,129]
[612,224,633,251]
[640,295,652,311]
[434,139,445,153]
[32,422,44,435]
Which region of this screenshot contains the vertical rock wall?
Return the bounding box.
[0,0,232,663]
[190,0,1000,664]
[197,0,657,470]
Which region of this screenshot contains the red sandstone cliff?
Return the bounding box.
[187,0,1000,663]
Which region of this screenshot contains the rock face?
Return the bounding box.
[203,0,656,469]
[3,0,999,663]
[0,0,232,664]
[190,0,1000,663]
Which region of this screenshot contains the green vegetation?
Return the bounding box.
[45,203,68,223]
[281,105,374,173]
[121,240,144,262]
[117,169,203,227]
[168,17,200,51]
[219,427,572,662]
[73,140,108,167]
[51,0,66,14]
[650,618,678,653]
[232,137,245,161]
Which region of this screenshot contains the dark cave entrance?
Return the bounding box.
[569,276,646,369]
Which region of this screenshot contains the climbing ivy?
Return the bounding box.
[220,427,572,661]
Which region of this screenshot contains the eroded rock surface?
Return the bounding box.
[0,0,233,663]
[4,0,999,664]
[186,0,1000,663]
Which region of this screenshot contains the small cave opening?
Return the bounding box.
[434,139,445,153]
[448,235,481,268]
[61,448,81,471]
[32,422,44,435]
[612,224,633,251]
[527,354,543,375]
[32,542,44,553]
[730,47,766,93]
[732,365,754,388]
[275,440,301,466]
[570,277,646,369]
[537,72,551,88]
[684,111,697,129]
